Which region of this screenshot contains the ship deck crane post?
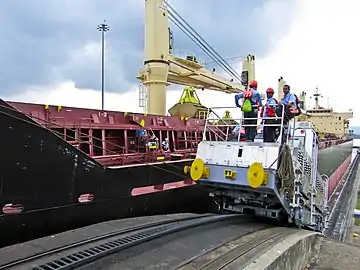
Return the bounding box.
[137,0,255,116]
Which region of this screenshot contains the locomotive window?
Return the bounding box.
[238,148,243,157]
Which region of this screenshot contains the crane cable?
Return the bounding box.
[167,15,242,85]
[166,7,242,84]
[167,13,241,84]
[166,3,242,82]
[166,2,244,84]
[204,55,245,65]
[277,143,295,196]
[167,16,232,76]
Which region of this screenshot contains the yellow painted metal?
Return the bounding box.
[223,110,231,119]
[168,86,208,119]
[247,162,265,188]
[179,87,200,104]
[190,158,209,181]
[224,169,237,180]
[183,165,190,174]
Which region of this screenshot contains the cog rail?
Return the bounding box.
[173,227,298,270]
[2,214,241,270]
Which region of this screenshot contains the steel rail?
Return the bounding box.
[0,214,215,269]
[173,227,297,270]
[4,214,245,270]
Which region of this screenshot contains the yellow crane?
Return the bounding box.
[137,0,255,116]
[168,86,209,119]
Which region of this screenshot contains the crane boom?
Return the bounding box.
[137,0,255,116]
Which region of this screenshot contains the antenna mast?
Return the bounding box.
[312,86,323,109]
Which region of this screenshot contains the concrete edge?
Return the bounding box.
[243,230,323,270]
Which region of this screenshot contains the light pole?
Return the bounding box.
[97,20,110,111]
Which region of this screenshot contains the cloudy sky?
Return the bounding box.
[2,0,360,124]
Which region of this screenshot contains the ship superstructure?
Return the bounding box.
[295,86,353,138]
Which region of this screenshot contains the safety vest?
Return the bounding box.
[242,89,253,100]
[261,98,278,117]
[266,99,278,117]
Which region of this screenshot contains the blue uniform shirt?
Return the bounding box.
[136,130,147,137]
[280,92,297,106]
[234,88,263,108]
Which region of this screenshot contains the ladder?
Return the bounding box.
[139,84,148,114]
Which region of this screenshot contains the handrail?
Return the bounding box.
[203,104,289,142]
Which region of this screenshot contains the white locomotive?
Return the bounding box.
[184,106,328,232]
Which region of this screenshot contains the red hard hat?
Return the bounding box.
[266,87,274,93]
[249,80,258,88]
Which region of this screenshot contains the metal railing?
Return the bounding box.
[202,104,291,143]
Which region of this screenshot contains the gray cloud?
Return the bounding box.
[0,0,296,96]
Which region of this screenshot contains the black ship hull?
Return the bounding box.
[0,100,215,247]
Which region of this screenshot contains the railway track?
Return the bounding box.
[0,213,300,270]
[326,153,360,240]
[173,227,298,270]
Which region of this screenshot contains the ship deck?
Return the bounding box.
[6,100,206,166]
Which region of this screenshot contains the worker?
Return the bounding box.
[279,84,299,120]
[162,138,169,152]
[135,129,148,147]
[260,87,279,142]
[278,84,299,143]
[147,130,159,151]
[235,80,263,142]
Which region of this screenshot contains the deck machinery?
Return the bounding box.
[184,110,329,232]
